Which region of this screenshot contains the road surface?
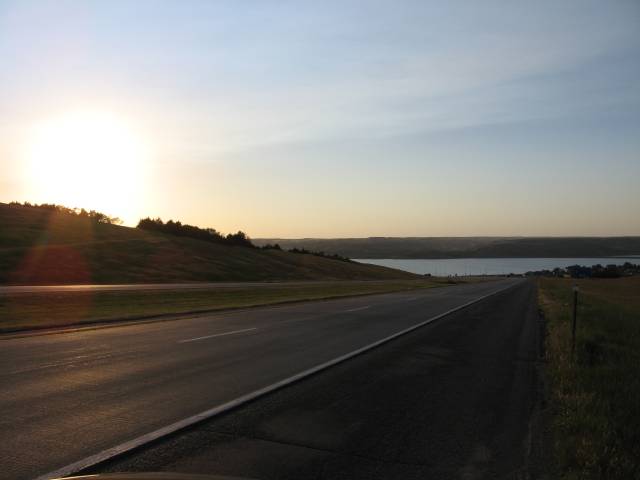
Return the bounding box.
[0,279,535,480]
[95,278,544,480]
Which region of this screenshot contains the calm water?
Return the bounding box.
[355,257,639,276]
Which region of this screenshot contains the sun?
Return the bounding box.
[24,110,150,224]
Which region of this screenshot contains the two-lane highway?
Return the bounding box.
[95,278,543,480]
[0,279,521,480]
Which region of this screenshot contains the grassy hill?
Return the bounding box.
[0,203,415,284]
[254,236,640,259]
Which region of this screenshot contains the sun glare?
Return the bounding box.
[24,111,150,224]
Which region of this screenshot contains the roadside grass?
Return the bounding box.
[538,276,640,479]
[0,278,484,332]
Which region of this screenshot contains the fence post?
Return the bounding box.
[571,284,579,358]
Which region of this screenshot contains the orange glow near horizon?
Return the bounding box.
[22,110,151,225]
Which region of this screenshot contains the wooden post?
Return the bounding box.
[571,285,579,358]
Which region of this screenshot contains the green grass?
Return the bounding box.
[0,203,417,283]
[538,276,640,479]
[0,278,485,332]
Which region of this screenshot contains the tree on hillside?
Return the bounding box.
[226,231,253,247]
[9,201,121,224]
[137,217,255,248]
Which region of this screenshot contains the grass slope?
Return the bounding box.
[538,277,640,479]
[0,203,415,284]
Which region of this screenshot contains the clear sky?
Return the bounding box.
[2,1,639,237]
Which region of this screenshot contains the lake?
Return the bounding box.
[355,257,639,276]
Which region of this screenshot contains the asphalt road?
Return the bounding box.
[94,279,543,480]
[0,279,526,480]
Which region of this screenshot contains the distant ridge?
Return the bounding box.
[253,237,640,259]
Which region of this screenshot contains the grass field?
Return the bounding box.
[0,278,482,332]
[538,276,640,479]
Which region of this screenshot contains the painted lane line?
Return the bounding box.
[178,327,257,343]
[343,305,370,313]
[33,279,521,480]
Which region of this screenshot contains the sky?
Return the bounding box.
[1,0,639,237]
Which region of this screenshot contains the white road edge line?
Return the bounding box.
[178,327,257,343]
[33,280,521,480]
[343,305,370,313]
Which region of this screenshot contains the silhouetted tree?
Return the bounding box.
[226,231,254,247]
[137,217,255,248]
[8,201,122,224]
[526,262,639,278]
